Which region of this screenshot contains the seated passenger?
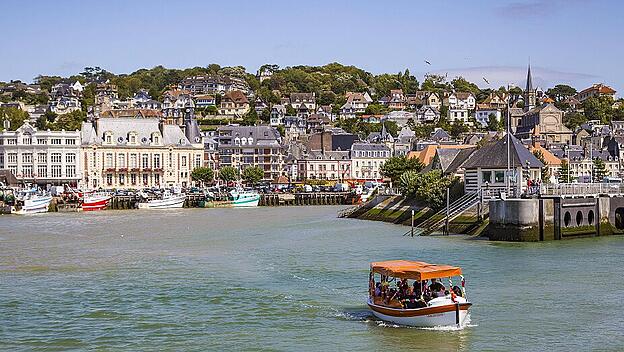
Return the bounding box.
[452,285,463,298]
[375,282,382,297]
[404,297,419,309]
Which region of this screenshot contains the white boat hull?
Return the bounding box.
[14,196,52,215]
[231,195,260,207]
[138,195,186,209]
[368,298,471,327]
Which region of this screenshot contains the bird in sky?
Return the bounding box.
[483,77,490,84]
[424,60,431,65]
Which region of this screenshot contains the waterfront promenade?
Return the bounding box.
[1,207,623,351]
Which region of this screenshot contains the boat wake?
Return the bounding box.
[340,311,476,331]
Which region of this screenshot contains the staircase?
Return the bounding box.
[404,192,481,236]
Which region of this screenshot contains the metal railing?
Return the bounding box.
[540,183,624,196]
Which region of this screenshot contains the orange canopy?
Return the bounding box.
[370,260,462,280]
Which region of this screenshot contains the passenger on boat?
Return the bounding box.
[374,282,381,297]
[429,279,447,298]
[403,296,428,309]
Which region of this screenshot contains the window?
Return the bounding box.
[105,153,113,167]
[37,165,47,178]
[66,165,76,178]
[51,138,62,145]
[130,154,137,168]
[22,153,32,163]
[105,135,112,144]
[130,173,137,185]
[51,153,62,163]
[106,174,113,185]
[118,154,126,168]
[495,171,505,183]
[0,154,3,168]
[142,174,148,185]
[154,174,160,185]
[195,154,201,168]
[37,138,47,145]
[142,154,149,168]
[482,171,492,183]
[153,154,161,169]
[181,155,187,167]
[22,137,32,145]
[66,153,76,164]
[22,165,32,178]
[119,174,125,185]
[7,139,17,145]
[66,139,76,145]
[51,165,62,178]
[38,153,47,164]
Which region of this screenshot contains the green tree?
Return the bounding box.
[364,103,388,115]
[487,113,502,131]
[191,167,214,186]
[450,120,469,138]
[242,166,264,185]
[286,105,296,115]
[380,155,423,184]
[218,166,239,184]
[451,76,480,95]
[532,150,549,182]
[546,84,577,102]
[399,170,454,210]
[51,110,86,131]
[242,108,259,126]
[0,107,29,130]
[592,158,607,182]
[583,96,614,123]
[558,159,571,183]
[563,111,587,130]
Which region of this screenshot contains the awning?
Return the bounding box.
[370,260,462,280]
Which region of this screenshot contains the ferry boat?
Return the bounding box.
[229,188,260,207]
[13,189,52,215]
[138,190,186,209]
[82,192,112,211]
[367,260,472,327]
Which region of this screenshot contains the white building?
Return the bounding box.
[475,108,502,128]
[80,118,203,190]
[350,142,391,180]
[447,92,476,110]
[297,150,351,181]
[448,108,470,124]
[0,122,82,187]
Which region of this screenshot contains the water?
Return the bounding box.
[1,206,623,351]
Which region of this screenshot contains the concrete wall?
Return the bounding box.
[489,198,540,226]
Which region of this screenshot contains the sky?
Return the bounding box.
[1,0,622,94]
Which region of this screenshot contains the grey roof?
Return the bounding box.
[351,142,391,151]
[308,150,350,160]
[431,128,451,141]
[81,118,193,147]
[218,125,282,147]
[462,134,544,169]
[526,64,533,92]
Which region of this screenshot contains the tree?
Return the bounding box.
[563,112,587,130]
[546,84,577,102]
[242,166,264,185]
[218,166,239,184]
[487,113,502,131]
[399,170,454,210]
[558,159,571,183]
[286,105,296,115]
[242,108,259,126]
[450,120,469,138]
[421,74,451,92]
[583,96,614,123]
[0,107,28,130]
[191,167,214,186]
[51,110,86,131]
[380,155,423,183]
[451,76,480,95]
[364,103,388,115]
[532,150,549,182]
[593,158,607,182]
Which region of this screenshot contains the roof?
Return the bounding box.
[351,142,391,151]
[528,144,562,166]
[370,260,462,280]
[223,90,249,104]
[463,134,544,169]
[82,118,193,147]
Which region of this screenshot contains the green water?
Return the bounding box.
[1,206,623,351]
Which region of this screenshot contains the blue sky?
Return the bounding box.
[1,0,622,94]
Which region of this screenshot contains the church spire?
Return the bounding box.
[525,63,533,93]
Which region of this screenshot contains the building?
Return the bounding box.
[217,125,284,180]
[415,106,440,123]
[350,142,391,180]
[80,118,203,189]
[0,122,82,187]
[180,75,249,95]
[462,134,543,195]
[194,94,216,107]
[406,91,441,109]
[475,105,502,128]
[270,104,286,126]
[340,92,372,117]
[448,108,470,124]
[201,131,219,170]
[515,103,573,145]
[576,84,617,102]
[161,89,195,125]
[289,93,316,110]
[447,92,476,110]
[219,91,250,116]
[387,89,406,110]
[297,150,351,181]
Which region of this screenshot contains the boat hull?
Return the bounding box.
[14,196,52,215]
[138,195,186,209]
[368,300,471,327]
[231,195,260,207]
[82,195,111,211]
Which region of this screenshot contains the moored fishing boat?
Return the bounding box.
[367,260,472,327]
[13,189,52,215]
[229,188,260,207]
[138,191,186,209]
[82,192,112,211]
